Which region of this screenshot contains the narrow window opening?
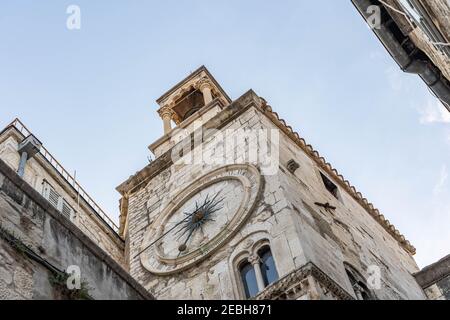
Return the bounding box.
[320,172,339,199]
[239,261,259,299]
[345,267,374,300]
[258,246,279,287]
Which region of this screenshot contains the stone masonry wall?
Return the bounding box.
[0,159,153,300]
[0,130,125,266]
[415,255,450,300]
[278,129,424,299]
[422,275,450,300]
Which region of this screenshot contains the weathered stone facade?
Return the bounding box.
[0,123,125,266]
[352,0,450,110]
[385,0,450,81]
[0,159,152,300]
[415,255,450,300]
[117,67,426,300]
[1,67,443,300]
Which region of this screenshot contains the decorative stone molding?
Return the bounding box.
[195,77,213,91]
[195,77,214,105]
[255,262,354,300]
[286,159,300,174]
[157,105,175,119]
[228,232,273,299]
[248,254,261,266]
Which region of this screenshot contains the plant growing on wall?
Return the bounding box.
[48,272,93,300]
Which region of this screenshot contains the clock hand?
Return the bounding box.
[133,214,191,259]
[174,222,192,240]
[138,191,226,259]
[177,226,196,256]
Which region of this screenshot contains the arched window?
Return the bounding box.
[239,261,259,299]
[238,245,279,299]
[258,246,279,287]
[345,266,374,300]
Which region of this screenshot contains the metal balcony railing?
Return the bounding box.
[6,118,120,234]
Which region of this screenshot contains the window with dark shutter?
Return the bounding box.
[320,172,339,199]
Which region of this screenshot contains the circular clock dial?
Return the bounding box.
[159,180,244,259]
[140,164,262,275]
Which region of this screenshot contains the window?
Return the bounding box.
[258,246,279,287]
[345,265,374,300]
[286,159,300,174]
[239,246,279,299]
[239,261,259,299]
[42,181,74,219]
[320,172,339,199]
[61,199,74,219]
[399,0,450,57]
[46,184,60,208]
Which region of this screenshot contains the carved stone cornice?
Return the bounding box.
[254,262,354,300]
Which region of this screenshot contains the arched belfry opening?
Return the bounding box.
[155,66,231,134]
[172,86,205,122]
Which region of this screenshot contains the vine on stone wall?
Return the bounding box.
[48,272,93,300]
[0,223,28,256]
[0,221,93,300]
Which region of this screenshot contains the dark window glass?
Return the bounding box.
[258,247,279,287]
[240,262,259,299]
[320,172,339,199]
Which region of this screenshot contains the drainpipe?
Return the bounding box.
[17,134,42,178]
[17,151,29,177]
[351,0,450,111]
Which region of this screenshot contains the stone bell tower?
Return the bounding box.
[117,66,426,300]
[155,66,231,134]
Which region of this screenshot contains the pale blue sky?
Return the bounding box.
[1,1,449,268]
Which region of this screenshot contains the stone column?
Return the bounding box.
[248,255,265,292]
[353,284,364,300]
[158,106,174,134]
[197,80,213,106]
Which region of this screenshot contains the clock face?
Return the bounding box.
[140,164,262,275]
[159,180,243,259]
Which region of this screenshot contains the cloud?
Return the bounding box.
[419,98,450,124]
[433,165,449,196]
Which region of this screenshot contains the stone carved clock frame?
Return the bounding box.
[140,164,263,275]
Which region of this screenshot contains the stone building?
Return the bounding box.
[352,0,450,111]
[0,120,124,265]
[414,255,450,300]
[1,66,447,300]
[116,66,427,300]
[0,160,152,299]
[0,120,152,299]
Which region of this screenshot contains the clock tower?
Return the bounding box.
[116,66,426,300]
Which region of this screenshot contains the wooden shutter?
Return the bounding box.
[61,200,73,219]
[43,181,61,209]
[42,181,73,220]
